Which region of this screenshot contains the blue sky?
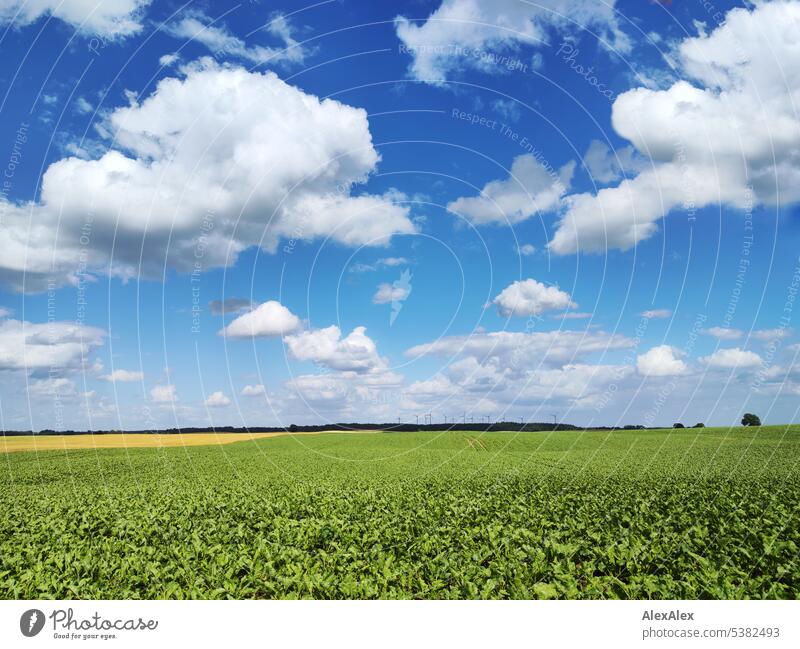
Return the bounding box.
[1,0,800,430]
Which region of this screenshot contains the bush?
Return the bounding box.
[693,423,705,428]
[673,423,685,429]
[741,413,762,427]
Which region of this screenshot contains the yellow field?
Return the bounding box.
[0,431,350,453]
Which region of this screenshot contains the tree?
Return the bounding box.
[693,423,705,428]
[741,413,761,427]
[673,423,685,429]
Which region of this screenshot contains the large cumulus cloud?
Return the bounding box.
[0,59,414,291]
[549,1,800,254]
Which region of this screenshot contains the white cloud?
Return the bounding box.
[205,390,231,407]
[379,257,409,267]
[0,319,105,372]
[240,384,266,397]
[640,309,672,319]
[167,11,304,66]
[407,329,633,368]
[753,328,791,342]
[373,283,410,305]
[0,0,150,38]
[636,345,687,377]
[285,373,352,404]
[582,140,646,184]
[349,257,410,273]
[74,97,93,115]
[220,301,302,339]
[701,348,762,369]
[29,377,78,398]
[159,52,180,67]
[403,348,632,412]
[0,307,10,318]
[451,356,627,401]
[395,0,629,83]
[99,369,143,382]
[284,326,387,373]
[521,363,631,405]
[492,98,520,122]
[279,328,402,418]
[550,2,800,254]
[447,154,574,225]
[282,365,403,419]
[0,59,415,291]
[702,326,743,340]
[150,384,178,403]
[492,279,576,317]
[554,312,593,320]
[518,244,536,256]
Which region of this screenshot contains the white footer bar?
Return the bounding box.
[1,600,797,648]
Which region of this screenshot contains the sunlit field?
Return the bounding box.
[0,430,375,453]
[1,427,798,599]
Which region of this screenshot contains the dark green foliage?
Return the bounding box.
[673,423,685,429]
[1,426,798,599]
[693,423,706,428]
[742,414,762,427]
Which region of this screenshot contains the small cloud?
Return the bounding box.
[637,345,688,376]
[349,257,410,273]
[205,391,231,407]
[640,309,672,319]
[448,154,573,225]
[284,325,386,373]
[150,384,178,403]
[220,301,302,338]
[702,326,743,340]
[373,281,411,305]
[0,307,11,318]
[166,10,305,66]
[518,243,536,256]
[493,279,575,317]
[240,384,266,397]
[553,311,593,320]
[74,97,93,115]
[29,377,77,397]
[700,348,762,369]
[159,52,181,67]
[100,369,143,382]
[753,328,791,341]
[380,256,409,267]
[349,262,375,273]
[492,98,521,122]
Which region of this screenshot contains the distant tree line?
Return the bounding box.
[0,416,764,437]
[1,421,581,436]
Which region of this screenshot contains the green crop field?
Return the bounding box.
[1,426,798,599]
